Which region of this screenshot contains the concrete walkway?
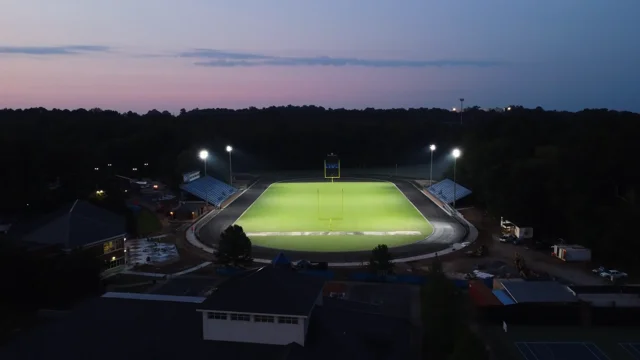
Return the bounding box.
[122,261,212,279]
[185,178,479,267]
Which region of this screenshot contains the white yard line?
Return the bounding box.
[389,182,434,238]
[232,183,274,225]
[247,231,423,236]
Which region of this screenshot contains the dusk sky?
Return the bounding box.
[2,0,639,113]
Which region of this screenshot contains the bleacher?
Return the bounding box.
[179,175,238,207]
[427,178,472,204]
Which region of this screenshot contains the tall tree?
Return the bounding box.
[368,244,394,275]
[421,255,464,358]
[215,225,253,267]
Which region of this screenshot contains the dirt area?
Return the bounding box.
[440,208,608,285]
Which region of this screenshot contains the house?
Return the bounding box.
[10,199,127,274]
[197,264,325,346]
[0,263,415,360]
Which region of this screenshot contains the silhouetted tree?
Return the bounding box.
[368,244,394,275]
[215,225,252,267]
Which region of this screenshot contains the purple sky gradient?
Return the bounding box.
[1,0,639,112]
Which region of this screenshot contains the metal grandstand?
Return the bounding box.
[427,178,472,205]
[179,174,238,207]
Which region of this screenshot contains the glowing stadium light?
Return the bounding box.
[452,107,457,112]
[199,149,210,206]
[429,144,436,186]
[452,148,462,209]
[226,145,233,185]
[507,107,512,111]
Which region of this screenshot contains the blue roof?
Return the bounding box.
[492,290,516,305]
[501,281,578,303]
[427,179,472,204]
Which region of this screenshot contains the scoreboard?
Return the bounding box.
[324,154,340,179]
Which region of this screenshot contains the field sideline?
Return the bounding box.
[234,181,434,252]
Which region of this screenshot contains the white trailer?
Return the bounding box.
[552,244,592,262]
[500,217,533,239]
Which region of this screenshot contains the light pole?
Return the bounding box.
[459,98,464,124]
[452,148,461,209]
[226,145,233,186]
[429,144,436,186]
[199,150,209,205]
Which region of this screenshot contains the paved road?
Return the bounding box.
[199,177,466,263]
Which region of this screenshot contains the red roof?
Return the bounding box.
[469,280,502,307]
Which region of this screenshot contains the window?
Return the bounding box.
[230,314,250,321]
[107,257,125,269]
[103,239,124,254]
[278,316,299,324]
[254,315,275,323]
[207,312,227,320]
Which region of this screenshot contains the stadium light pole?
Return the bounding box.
[452,148,461,210]
[199,150,209,206]
[429,144,436,186]
[459,98,464,125]
[226,145,233,186]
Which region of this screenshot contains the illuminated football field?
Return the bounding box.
[234,182,433,252]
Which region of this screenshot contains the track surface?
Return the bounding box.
[199,177,466,263]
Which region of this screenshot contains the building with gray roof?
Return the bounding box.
[11,199,127,274]
[0,265,415,360]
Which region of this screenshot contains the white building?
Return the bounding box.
[551,244,592,262]
[197,264,324,346]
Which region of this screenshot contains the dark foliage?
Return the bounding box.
[368,244,394,275]
[215,225,253,266]
[0,106,638,270]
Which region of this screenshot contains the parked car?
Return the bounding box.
[599,269,628,281]
[592,266,607,274]
[500,235,516,243]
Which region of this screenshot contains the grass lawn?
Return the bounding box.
[135,208,163,236]
[234,182,433,252]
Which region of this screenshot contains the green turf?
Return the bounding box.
[234,182,433,252]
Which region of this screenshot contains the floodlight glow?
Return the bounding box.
[226,145,232,153]
[452,107,457,111]
[199,150,209,160]
[429,144,436,151]
[452,149,461,158]
[507,107,512,111]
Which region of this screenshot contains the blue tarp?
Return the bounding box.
[492,289,516,305]
[272,252,291,266]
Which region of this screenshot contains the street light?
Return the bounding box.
[226,146,233,186]
[199,150,209,206]
[429,144,436,186]
[452,148,461,209]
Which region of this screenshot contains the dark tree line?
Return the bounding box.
[1,106,638,270]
